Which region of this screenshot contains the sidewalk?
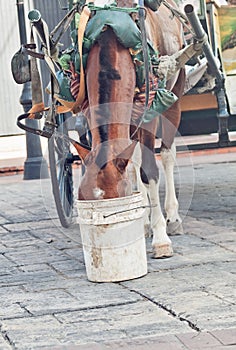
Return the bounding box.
[0,135,48,176]
[0,139,235,349]
[0,133,236,175]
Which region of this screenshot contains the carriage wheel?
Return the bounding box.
[48,113,74,228]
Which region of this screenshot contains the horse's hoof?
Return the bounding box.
[152,243,173,259]
[167,220,184,236]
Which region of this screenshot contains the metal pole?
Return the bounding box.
[184,4,223,84]
[184,3,230,147]
[16,0,49,179]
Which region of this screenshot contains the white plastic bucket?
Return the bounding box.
[76,192,147,282]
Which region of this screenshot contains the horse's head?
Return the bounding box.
[72,22,137,200]
[73,140,137,200]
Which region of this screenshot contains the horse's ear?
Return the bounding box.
[72,141,90,163]
[113,141,137,174]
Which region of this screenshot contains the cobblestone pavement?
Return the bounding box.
[0,159,235,349]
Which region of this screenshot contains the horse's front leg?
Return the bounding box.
[161,92,184,235]
[139,123,173,258]
[145,177,173,258]
[161,142,183,234]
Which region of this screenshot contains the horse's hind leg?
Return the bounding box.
[139,120,173,258]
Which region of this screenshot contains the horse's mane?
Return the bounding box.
[95,27,121,169]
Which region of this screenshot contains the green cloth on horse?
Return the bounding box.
[85,10,142,51]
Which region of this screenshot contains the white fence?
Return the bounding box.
[0,0,70,136]
[0,1,29,135]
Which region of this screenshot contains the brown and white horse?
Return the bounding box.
[73,0,185,258]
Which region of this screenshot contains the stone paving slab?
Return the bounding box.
[0,301,192,349]
[49,329,236,350]
[0,161,236,349]
[210,329,236,346]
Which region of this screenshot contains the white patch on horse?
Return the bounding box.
[161,143,183,234]
[93,187,105,199]
[94,0,114,5]
[146,179,173,258]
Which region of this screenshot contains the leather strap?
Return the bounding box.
[22,4,92,120]
[28,30,46,119]
[17,113,91,151]
[22,44,45,59]
[72,1,92,113]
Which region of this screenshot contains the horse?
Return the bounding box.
[73,0,186,258]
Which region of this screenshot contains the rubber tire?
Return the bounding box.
[48,114,74,228]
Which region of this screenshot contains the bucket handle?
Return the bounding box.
[103,204,158,219]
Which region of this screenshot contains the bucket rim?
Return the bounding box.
[76,191,143,205]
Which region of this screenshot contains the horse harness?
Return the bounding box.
[13,0,201,142]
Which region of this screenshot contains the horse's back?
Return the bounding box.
[145,1,184,55]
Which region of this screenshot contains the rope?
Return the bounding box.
[87,4,140,13]
[130,0,150,139]
[161,0,195,36]
[50,5,78,47]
